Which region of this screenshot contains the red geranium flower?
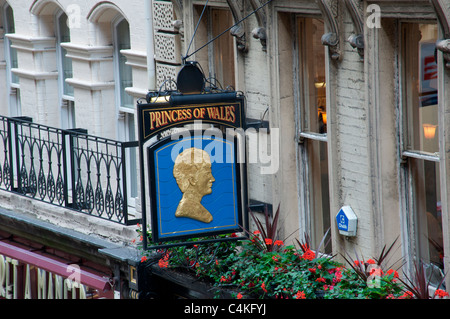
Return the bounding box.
[261,282,268,293]
[435,289,449,298]
[274,240,284,246]
[294,291,306,299]
[302,249,316,261]
[315,277,326,283]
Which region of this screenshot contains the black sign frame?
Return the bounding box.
[138,92,245,143]
[137,92,249,250]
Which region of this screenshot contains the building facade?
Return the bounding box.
[1,0,450,298]
[0,0,148,299]
[155,0,450,290]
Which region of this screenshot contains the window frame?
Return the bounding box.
[55,10,74,102]
[192,4,236,90]
[55,10,75,130]
[399,20,445,282]
[112,16,133,112]
[295,15,331,251]
[3,3,21,117]
[112,16,137,208]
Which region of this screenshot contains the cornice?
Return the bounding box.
[61,43,113,62]
[6,34,55,52]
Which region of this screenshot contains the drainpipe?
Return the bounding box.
[146,0,156,91]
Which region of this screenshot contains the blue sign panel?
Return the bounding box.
[335,206,357,236]
[336,209,348,231]
[148,133,243,242]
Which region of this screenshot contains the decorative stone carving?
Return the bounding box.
[154,33,182,64]
[226,0,248,53]
[249,0,268,51]
[154,1,182,92]
[230,24,247,53]
[430,0,450,68]
[251,27,267,52]
[316,0,341,60]
[156,62,180,91]
[436,39,450,68]
[345,0,364,61]
[153,0,177,32]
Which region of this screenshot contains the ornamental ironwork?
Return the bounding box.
[0,115,139,225]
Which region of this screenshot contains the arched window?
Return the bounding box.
[114,17,133,109]
[55,10,75,129]
[3,3,21,116]
[56,11,73,99]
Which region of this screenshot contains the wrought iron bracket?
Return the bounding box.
[430,0,450,68]
[246,118,270,132]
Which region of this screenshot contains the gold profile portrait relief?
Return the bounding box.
[173,147,215,223]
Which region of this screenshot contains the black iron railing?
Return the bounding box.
[0,115,140,225]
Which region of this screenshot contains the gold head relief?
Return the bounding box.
[173,148,215,223]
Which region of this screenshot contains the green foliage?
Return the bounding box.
[135,213,445,299]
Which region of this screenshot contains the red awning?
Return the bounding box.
[0,241,112,292]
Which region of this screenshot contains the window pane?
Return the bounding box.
[61,100,76,129]
[298,17,330,252]
[403,24,438,153]
[127,115,137,198]
[116,19,133,108]
[308,139,331,253]
[211,8,235,89]
[300,18,326,134]
[192,6,235,90]
[5,5,19,85]
[410,159,443,271]
[58,13,74,97]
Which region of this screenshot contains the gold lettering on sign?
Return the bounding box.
[148,105,237,130]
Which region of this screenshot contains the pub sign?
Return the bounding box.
[137,93,248,246]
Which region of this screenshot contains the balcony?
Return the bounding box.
[0,115,140,226]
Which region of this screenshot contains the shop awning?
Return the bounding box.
[0,240,112,292]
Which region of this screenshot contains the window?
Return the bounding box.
[297,18,331,253]
[193,5,235,89]
[114,18,133,109]
[113,17,137,207]
[56,11,75,129]
[4,3,21,116]
[125,114,137,199]
[56,12,74,99]
[401,23,443,278]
